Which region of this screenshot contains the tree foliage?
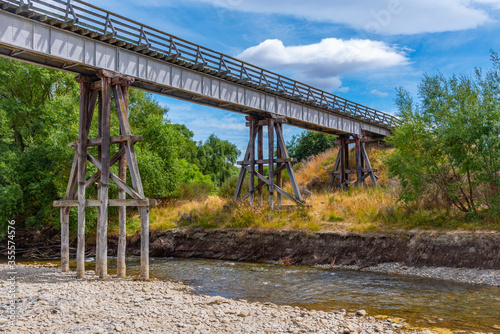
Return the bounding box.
[287,131,336,162]
[386,51,500,216]
[195,134,240,187]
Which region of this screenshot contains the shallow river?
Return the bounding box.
[23,257,500,333]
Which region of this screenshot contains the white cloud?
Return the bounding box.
[237,38,408,91]
[160,0,496,35]
[370,89,389,97]
[474,0,500,9]
[337,87,350,93]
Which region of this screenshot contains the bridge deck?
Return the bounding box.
[0,0,396,137]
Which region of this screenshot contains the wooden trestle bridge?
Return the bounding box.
[0,0,397,280]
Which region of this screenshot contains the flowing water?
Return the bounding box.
[18,257,500,333]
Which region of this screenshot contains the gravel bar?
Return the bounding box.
[0,264,448,334]
[326,263,500,287]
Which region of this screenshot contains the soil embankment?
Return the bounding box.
[4,227,500,270]
[129,228,500,269]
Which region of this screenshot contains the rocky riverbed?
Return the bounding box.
[0,264,446,334]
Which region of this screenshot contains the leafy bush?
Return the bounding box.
[386,51,500,216]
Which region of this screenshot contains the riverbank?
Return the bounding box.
[2,227,500,287]
[0,264,438,334]
[141,228,500,271]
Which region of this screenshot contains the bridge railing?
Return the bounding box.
[3,0,398,129]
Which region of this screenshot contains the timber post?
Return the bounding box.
[234,114,303,208]
[328,133,378,190]
[55,69,155,280]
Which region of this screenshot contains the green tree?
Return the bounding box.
[0,58,80,234]
[196,134,240,187]
[287,131,336,162]
[386,51,500,215]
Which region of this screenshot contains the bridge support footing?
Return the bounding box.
[328,134,378,190]
[234,114,303,208]
[54,70,155,280]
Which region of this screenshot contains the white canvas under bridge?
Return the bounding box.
[0,5,392,137]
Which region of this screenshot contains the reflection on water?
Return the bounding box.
[21,257,500,333]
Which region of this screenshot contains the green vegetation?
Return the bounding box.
[0,58,238,236]
[386,51,500,221]
[287,130,336,162]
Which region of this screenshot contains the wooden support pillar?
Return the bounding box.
[249,119,255,206]
[113,79,150,280]
[234,114,303,208]
[76,76,91,279]
[355,135,363,186]
[56,70,152,280]
[117,151,127,277]
[60,207,70,272]
[276,123,283,207]
[268,118,275,209]
[95,89,103,277]
[339,135,346,188]
[344,135,350,183]
[257,126,264,206]
[97,74,112,278]
[117,84,129,279]
[329,133,378,190]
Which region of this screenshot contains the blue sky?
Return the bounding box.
[86,0,500,157]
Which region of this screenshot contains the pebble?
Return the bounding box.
[356,310,367,317]
[0,264,435,333]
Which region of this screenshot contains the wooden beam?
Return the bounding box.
[275,124,302,202]
[64,152,78,200]
[242,165,271,186]
[85,146,126,189]
[87,151,143,200]
[330,169,378,174]
[245,118,287,127]
[53,199,157,207]
[237,158,297,165]
[233,122,258,202]
[361,142,378,186]
[275,185,303,206]
[334,137,372,145]
[68,135,142,148]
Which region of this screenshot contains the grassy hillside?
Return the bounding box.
[121,146,500,234]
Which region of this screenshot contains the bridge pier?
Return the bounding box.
[234,114,303,208]
[54,70,154,280]
[328,134,378,190]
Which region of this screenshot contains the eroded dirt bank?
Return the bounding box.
[4,227,500,270]
[125,228,500,269]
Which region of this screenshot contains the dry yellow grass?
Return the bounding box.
[294,148,337,187]
[123,147,398,234]
[124,146,490,234]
